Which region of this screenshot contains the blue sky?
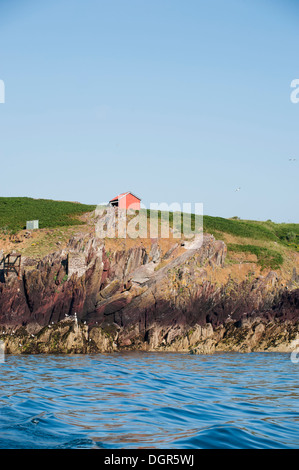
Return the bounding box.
[0,0,298,222]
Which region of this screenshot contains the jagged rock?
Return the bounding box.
[96,291,132,316]
[110,246,148,281]
[182,233,204,250]
[149,242,161,263]
[131,262,155,284]
[190,338,216,355]
[0,232,298,354]
[97,279,121,300]
[21,257,37,267]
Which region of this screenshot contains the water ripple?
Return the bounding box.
[0,352,298,448]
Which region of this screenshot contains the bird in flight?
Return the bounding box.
[289,158,296,161]
[235,187,241,192]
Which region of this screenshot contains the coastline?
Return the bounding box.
[2,316,298,355]
[1,230,298,355]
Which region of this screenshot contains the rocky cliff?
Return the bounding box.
[0,232,298,354]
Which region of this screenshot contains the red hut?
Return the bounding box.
[109,192,141,210]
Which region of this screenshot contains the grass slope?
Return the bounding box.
[201,216,299,270]
[0,197,96,234]
[147,209,299,248]
[148,210,299,270]
[0,198,298,271]
[227,243,284,270]
[202,215,299,247]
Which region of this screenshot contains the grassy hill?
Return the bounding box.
[144,210,298,270]
[0,197,96,234]
[202,215,299,247]
[0,197,298,271]
[147,210,299,248]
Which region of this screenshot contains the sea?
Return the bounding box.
[0,352,298,449]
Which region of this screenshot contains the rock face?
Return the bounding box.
[0,233,298,354]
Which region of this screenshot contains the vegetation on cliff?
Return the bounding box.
[0,199,298,354]
[202,215,299,250]
[227,244,284,270]
[0,198,298,275]
[0,197,96,234]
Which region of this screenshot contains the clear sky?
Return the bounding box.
[0,0,298,222]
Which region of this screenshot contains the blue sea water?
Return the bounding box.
[0,352,298,449]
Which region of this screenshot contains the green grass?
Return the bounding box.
[202,216,299,248]
[1,199,298,256]
[202,216,279,241]
[0,197,96,234]
[227,243,284,270]
[146,209,299,248]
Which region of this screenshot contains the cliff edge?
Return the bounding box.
[1,231,298,354]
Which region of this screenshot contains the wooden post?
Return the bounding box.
[3,254,22,279]
[18,255,21,279]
